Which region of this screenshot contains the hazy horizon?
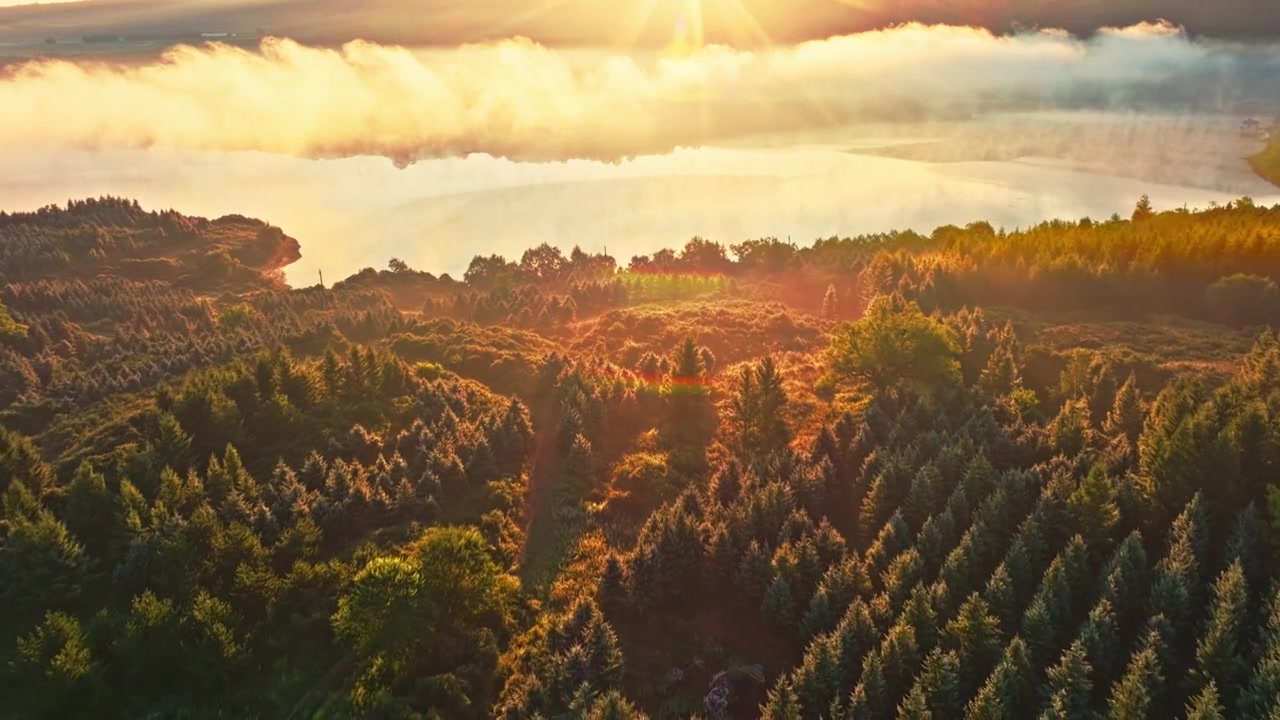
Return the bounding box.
[2,13,1279,284]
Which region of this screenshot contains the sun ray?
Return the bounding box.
[709,0,842,132]
[709,0,773,47]
[484,0,580,38]
[613,0,664,50]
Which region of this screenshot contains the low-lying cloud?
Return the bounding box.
[2,22,1277,165]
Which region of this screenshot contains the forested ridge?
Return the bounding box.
[5,195,1280,719]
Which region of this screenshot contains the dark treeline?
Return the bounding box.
[2,197,1280,718]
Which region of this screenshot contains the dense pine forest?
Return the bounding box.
[5,195,1280,719]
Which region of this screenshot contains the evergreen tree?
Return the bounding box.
[793,632,845,716]
[1185,682,1225,720]
[967,637,1036,720]
[761,680,804,720]
[1077,598,1121,696]
[762,574,797,630]
[851,650,891,720]
[1041,641,1094,720]
[1106,635,1163,720]
[978,322,1023,400]
[12,611,103,718]
[1191,561,1248,707]
[913,648,962,719]
[944,593,1004,701]
[982,562,1018,635]
[1102,373,1144,446]
[1069,465,1119,555]
[898,684,933,720]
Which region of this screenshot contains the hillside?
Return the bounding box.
[3,196,1280,719]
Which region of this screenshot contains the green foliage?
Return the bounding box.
[1041,641,1094,720]
[0,299,28,342]
[6,198,1280,719]
[828,296,961,394]
[1204,274,1280,325]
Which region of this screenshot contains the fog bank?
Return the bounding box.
[2,22,1277,165]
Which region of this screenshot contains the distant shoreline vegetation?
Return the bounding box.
[1250,130,1280,189]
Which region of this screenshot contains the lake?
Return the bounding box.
[2,112,1277,286]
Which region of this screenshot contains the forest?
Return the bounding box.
[4,195,1280,719]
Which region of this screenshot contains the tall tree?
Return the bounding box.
[1191,561,1248,707]
[1040,641,1095,720]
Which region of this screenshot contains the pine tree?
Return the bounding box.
[967,637,1036,720]
[761,680,804,720]
[1102,373,1144,446]
[944,593,1004,701]
[1069,465,1119,555]
[12,610,102,717]
[1078,598,1121,696]
[793,632,845,716]
[564,433,598,494]
[1239,586,1280,718]
[672,337,703,384]
[1041,641,1094,720]
[1098,532,1149,632]
[1185,682,1225,720]
[736,540,774,604]
[63,461,118,561]
[599,553,627,610]
[979,322,1023,400]
[913,648,962,719]
[762,575,797,630]
[982,562,1018,635]
[1191,561,1248,707]
[852,650,891,720]
[1132,195,1154,222]
[881,623,922,710]
[1106,635,1163,720]
[898,684,933,720]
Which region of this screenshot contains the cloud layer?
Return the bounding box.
[2,22,1278,165]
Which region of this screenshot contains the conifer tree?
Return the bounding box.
[1077,598,1121,696]
[1102,373,1144,447]
[762,575,797,630]
[898,684,933,720]
[966,637,1036,720]
[912,648,962,719]
[1191,561,1248,707]
[761,680,803,720]
[793,632,845,716]
[1106,633,1164,720]
[1041,641,1095,720]
[944,593,1004,701]
[1185,682,1225,720]
[978,322,1023,400]
[852,650,891,720]
[1069,465,1119,556]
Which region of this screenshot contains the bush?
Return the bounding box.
[1203,274,1280,325]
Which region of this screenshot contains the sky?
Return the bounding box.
[2,0,1280,47]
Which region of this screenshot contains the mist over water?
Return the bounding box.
[3,111,1276,286]
[2,22,1278,284]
